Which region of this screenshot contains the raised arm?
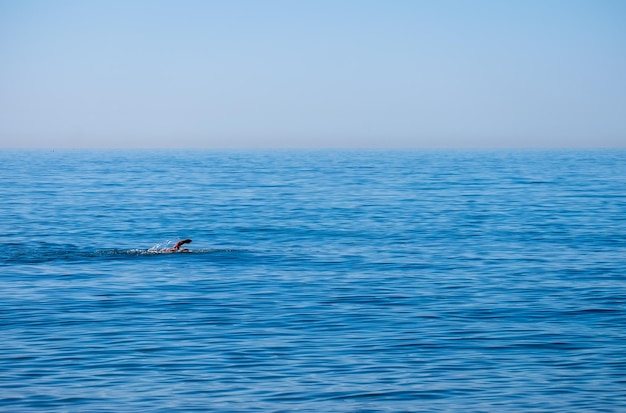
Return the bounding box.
[172,238,192,250]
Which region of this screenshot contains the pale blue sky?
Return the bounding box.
[1,0,625,148]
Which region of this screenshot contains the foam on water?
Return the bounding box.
[1,242,241,264]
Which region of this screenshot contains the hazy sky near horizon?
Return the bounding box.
[1,0,625,149]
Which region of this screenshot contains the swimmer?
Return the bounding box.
[161,238,192,253]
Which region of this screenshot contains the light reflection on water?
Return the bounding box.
[1,150,625,412]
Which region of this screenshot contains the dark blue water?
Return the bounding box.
[1,150,625,412]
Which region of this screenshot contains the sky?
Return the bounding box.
[0,0,625,149]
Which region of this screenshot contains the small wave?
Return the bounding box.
[96,248,237,256]
[1,247,240,265]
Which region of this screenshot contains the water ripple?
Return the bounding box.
[1,150,625,412]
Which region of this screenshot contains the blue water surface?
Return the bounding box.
[1,149,625,412]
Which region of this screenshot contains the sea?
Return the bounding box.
[1,149,625,412]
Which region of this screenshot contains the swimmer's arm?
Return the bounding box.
[173,239,192,250]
